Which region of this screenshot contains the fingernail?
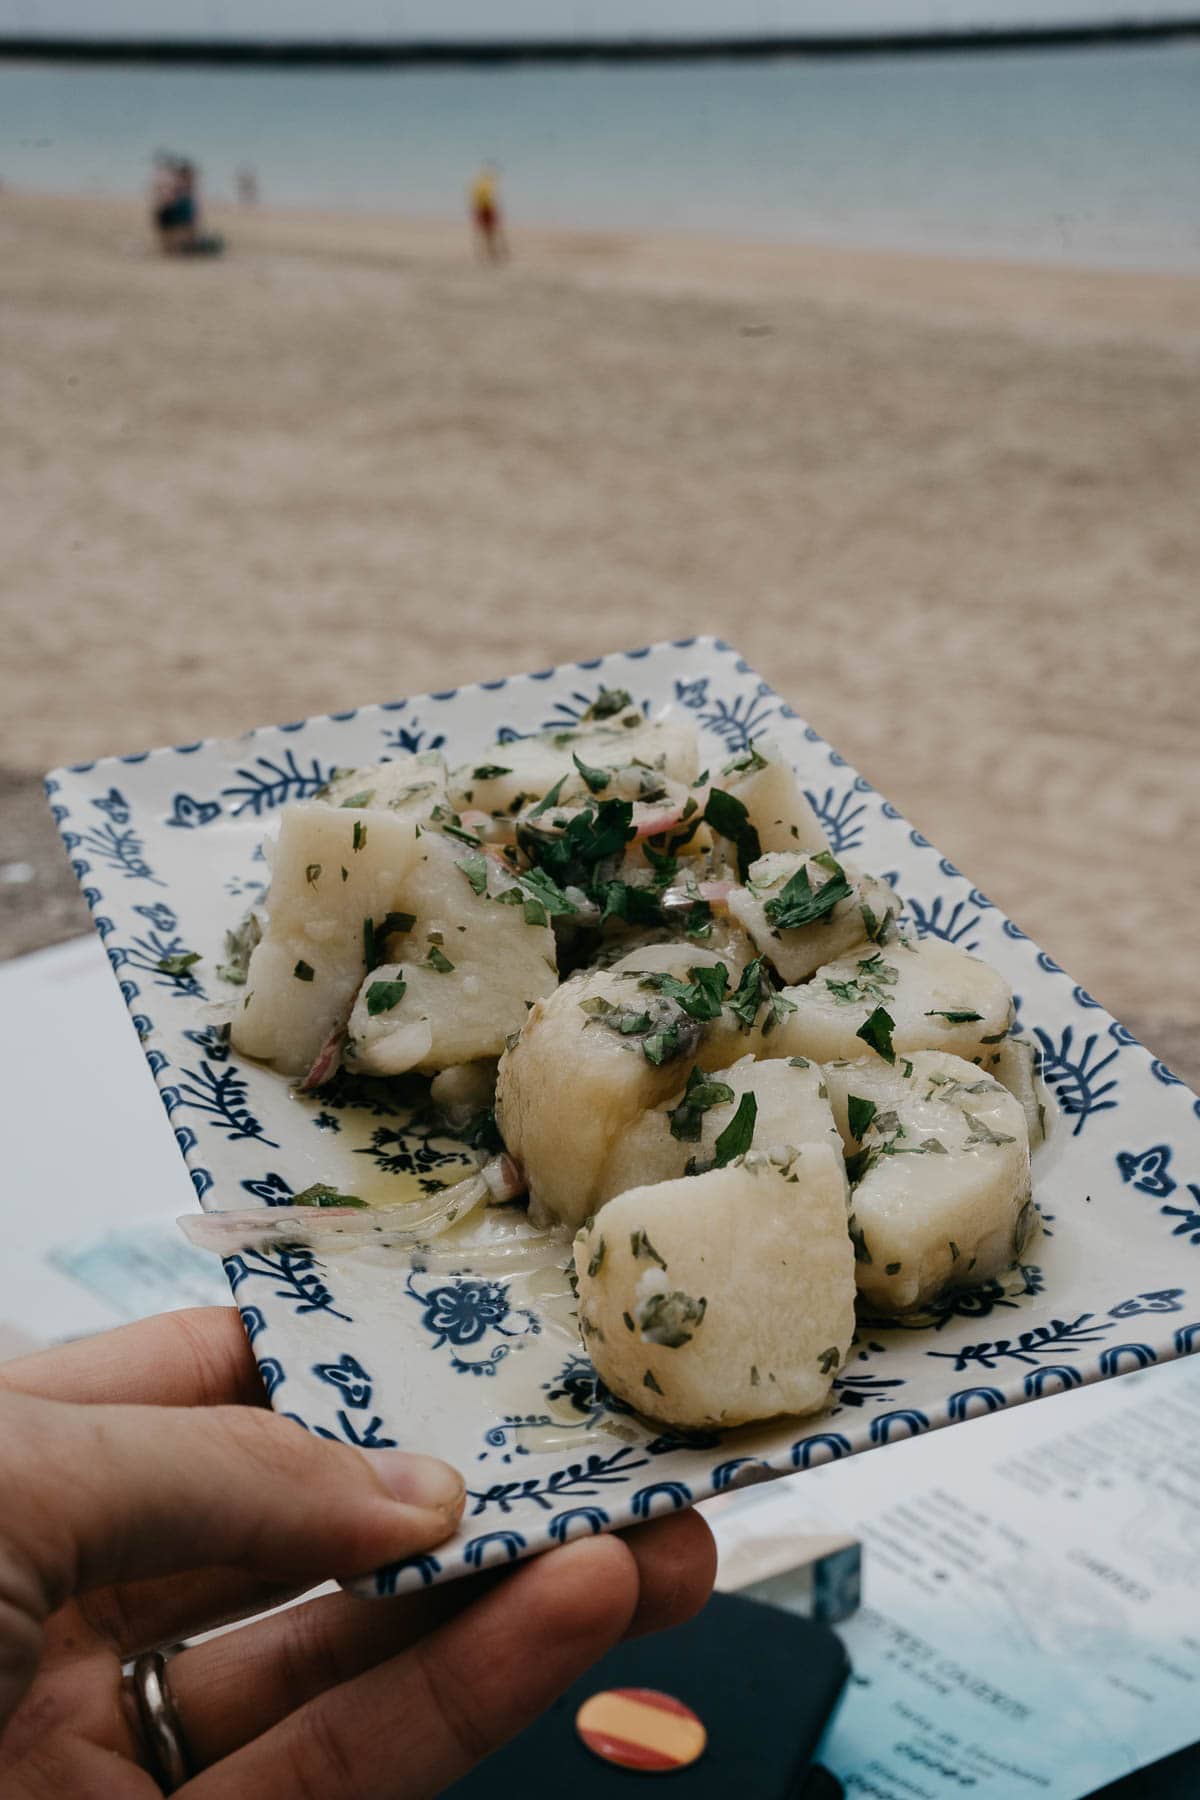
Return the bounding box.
[371,1450,466,1520]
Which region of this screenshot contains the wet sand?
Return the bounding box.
[2,191,1197,1078]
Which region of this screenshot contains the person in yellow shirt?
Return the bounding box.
[470,162,507,262]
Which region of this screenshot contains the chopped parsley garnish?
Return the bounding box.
[668,1066,735,1142]
[528,775,568,818]
[579,994,654,1035]
[379,911,416,938]
[763,856,853,931]
[458,850,490,895]
[572,750,611,793]
[637,1290,707,1348]
[714,1091,757,1166]
[217,912,261,985]
[860,901,894,945]
[598,881,665,927]
[293,960,315,982]
[643,1022,688,1065]
[886,1261,903,1276]
[818,1345,841,1374]
[722,742,769,776]
[339,790,374,809]
[305,863,321,886]
[340,866,349,882]
[472,764,511,780]
[630,1229,667,1268]
[157,951,200,977]
[637,963,729,1022]
[729,956,770,1029]
[586,1236,607,1278]
[292,1183,367,1208]
[846,1095,877,1141]
[856,1005,896,1064]
[519,795,635,888]
[366,978,407,1015]
[684,899,714,938]
[362,916,377,968]
[587,686,633,720]
[643,1369,665,1396]
[789,1055,811,1068]
[496,864,577,927]
[848,1214,872,1263]
[425,945,455,974]
[920,1137,949,1154]
[979,1025,1012,1044]
[949,1240,961,1262]
[925,1009,984,1024]
[440,819,483,848]
[352,820,367,852]
[963,1113,1017,1147]
[702,787,762,879]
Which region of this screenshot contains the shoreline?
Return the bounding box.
[11,188,1200,349]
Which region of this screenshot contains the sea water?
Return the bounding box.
[2,42,1198,269]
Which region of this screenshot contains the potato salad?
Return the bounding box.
[227,691,1042,1433]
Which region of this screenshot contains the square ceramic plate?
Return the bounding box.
[46,638,1200,1595]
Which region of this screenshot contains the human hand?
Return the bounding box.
[0,1307,715,1796]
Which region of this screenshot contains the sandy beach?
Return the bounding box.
[2,190,1197,1077]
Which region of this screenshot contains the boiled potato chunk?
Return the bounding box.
[775,934,1014,1066]
[822,1051,1034,1315]
[573,1149,856,1429]
[496,948,769,1231]
[321,752,447,823]
[449,704,698,820]
[232,803,423,1077]
[719,741,829,855]
[728,851,900,984]
[597,1053,846,1206]
[346,832,557,1077]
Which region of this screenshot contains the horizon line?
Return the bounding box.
[3,18,1200,69]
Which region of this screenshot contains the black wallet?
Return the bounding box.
[445,1590,849,1796]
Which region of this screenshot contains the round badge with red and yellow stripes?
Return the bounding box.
[575,1686,708,1772]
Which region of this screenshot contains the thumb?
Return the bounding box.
[0,1387,463,1728]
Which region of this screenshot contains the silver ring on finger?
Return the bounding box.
[129,1649,193,1794]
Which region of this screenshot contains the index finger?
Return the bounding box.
[0,1307,262,1408]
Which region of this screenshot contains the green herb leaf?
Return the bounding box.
[847,1095,877,1141]
[572,750,611,794]
[472,764,512,780]
[156,951,201,977]
[587,1236,607,1278]
[702,787,762,880]
[528,775,568,818]
[630,1229,667,1268]
[925,1009,984,1024]
[598,881,665,927]
[292,1183,367,1209]
[362,916,376,968]
[637,1290,707,1348]
[722,742,769,776]
[714,1091,758,1166]
[458,850,490,896]
[885,1261,903,1276]
[667,1066,736,1142]
[763,857,853,931]
[856,1005,896,1064]
[642,1022,687,1065]
[637,963,729,1022]
[586,687,633,720]
[963,1112,1017,1147]
[425,945,455,974]
[818,1345,841,1374]
[366,978,407,1015]
[305,863,322,886]
[352,820,367,852]
[729,956,771,1030]
[643,1369,664,1396]
[339,790,374,809]
[379,911,416,938]
[684,899,714,938]
[293,960,315,982]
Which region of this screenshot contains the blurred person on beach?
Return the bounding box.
[236,164,259,207]
[470,162,507,262]
[0,1307,713,1796]
[150,155,224,258]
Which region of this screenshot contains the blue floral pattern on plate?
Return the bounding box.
[44,636,1200,1596]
